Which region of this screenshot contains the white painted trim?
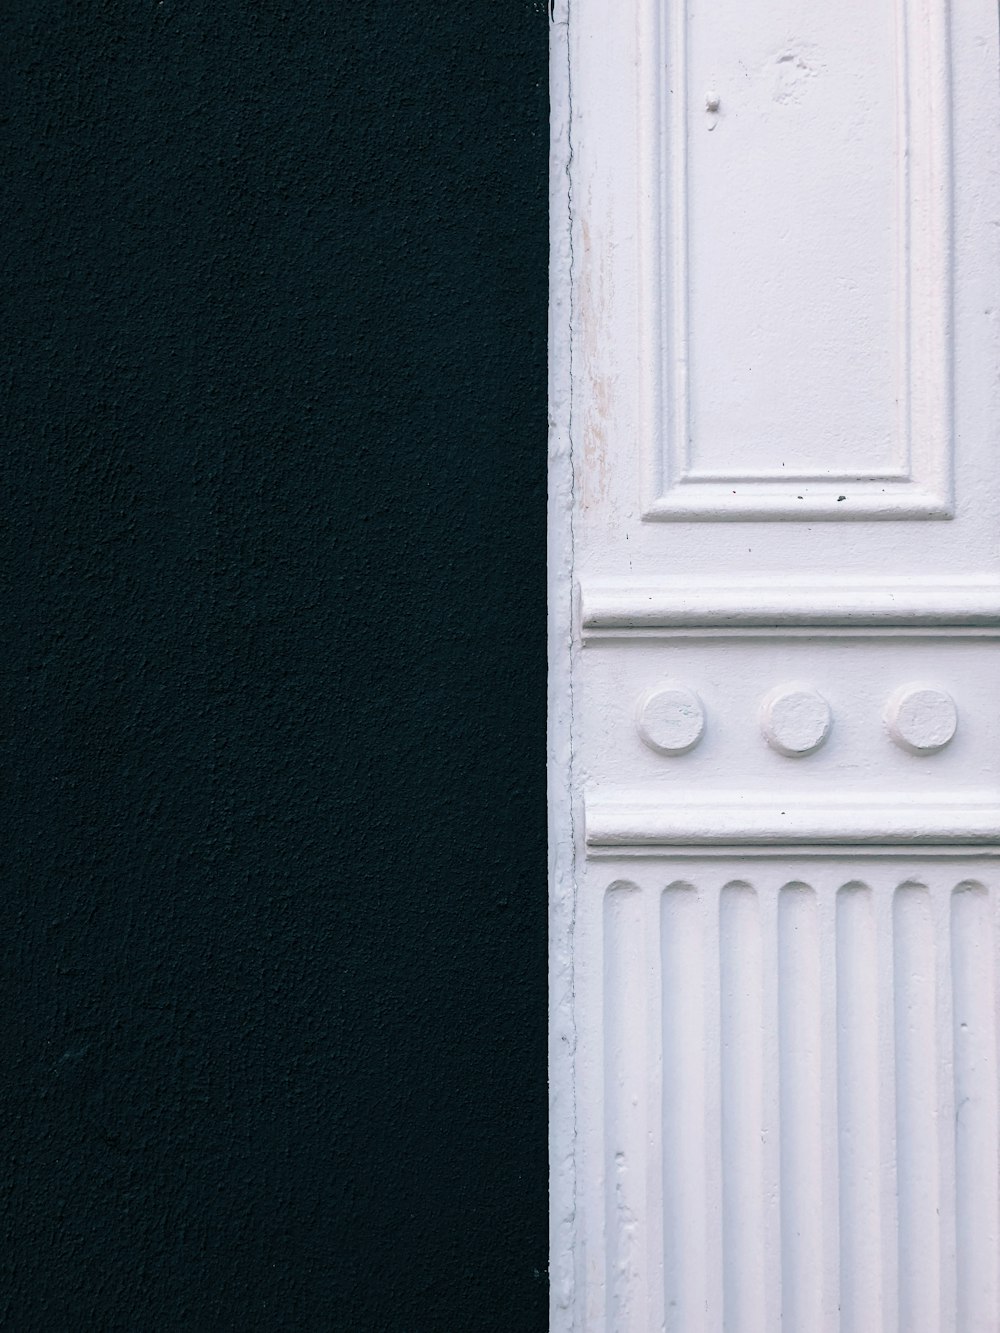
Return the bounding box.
[581,577,1000,630]
[551,0,1000,1324]
[586,790,1000,848]
[547,1,578,1326]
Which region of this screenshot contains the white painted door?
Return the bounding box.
[549,0,1000,1328]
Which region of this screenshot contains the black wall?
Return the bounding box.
[2,3,548,1328]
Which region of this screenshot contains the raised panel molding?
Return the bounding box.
[639,0,953,520]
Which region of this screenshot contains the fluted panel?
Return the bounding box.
[596,868,1000,1332]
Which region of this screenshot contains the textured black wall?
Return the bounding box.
[2,3,548,1328]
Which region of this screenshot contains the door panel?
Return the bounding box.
[550,0,1000,1326]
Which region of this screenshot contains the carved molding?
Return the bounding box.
[585,791,1000,849]
[581,578,1000,633]
[639,0,953,520]
[595,874,1000,1326]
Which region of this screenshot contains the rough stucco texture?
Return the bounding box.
[1,3,548,1328]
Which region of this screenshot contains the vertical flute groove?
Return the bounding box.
[836,881,882,1332]
[661,883,706,1332]
[778,883,823,1331]
[719,882,764,1333]
[893,881,941,1333]
[703,878,725,1332]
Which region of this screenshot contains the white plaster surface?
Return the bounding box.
[550,0,1000,1325]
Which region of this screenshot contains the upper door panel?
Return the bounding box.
[571,0,1000,583]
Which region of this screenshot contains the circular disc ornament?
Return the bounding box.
[759,684,831,757]
[885,685,957,754]
[636,685,705,756]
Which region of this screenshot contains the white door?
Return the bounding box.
[549,0,1000,1327]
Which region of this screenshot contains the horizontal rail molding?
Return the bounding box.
[586,791,1000,848]
[581,578,1000,630]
